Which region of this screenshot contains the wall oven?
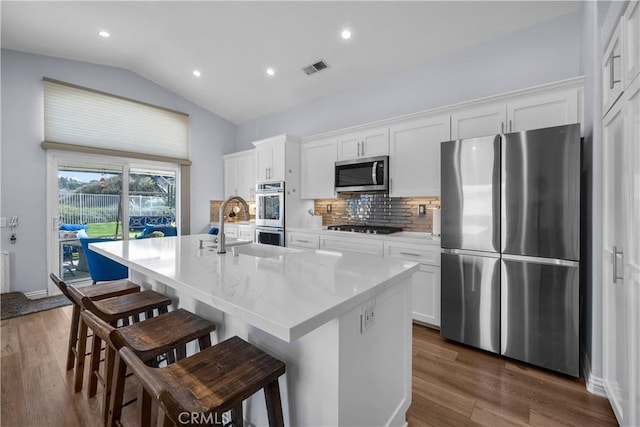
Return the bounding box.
[255,226,285,247]
[256,182,284,228]
[335,155,389,193]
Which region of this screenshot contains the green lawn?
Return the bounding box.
[87,222,138,238]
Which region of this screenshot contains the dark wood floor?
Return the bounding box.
[1,306,616,426]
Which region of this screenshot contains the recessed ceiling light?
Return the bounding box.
[266,68,275,76]
[98,30,110,38]
[193,70,201,77]
[341,29,351,40]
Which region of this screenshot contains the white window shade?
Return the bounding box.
[44,79,189,160]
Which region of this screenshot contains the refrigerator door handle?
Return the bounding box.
[612,245,624,282]
[501,253,579,267]
[442,248,501,258]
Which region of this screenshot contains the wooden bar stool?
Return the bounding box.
[49,273,140,371]
[67,286,172,396]
[80,309,216,426]
[119,336,286,427]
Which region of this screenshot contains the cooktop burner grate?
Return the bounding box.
[327,225,403,235]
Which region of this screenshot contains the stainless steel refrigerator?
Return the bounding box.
[440,124,581,377]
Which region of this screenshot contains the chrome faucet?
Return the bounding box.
[217,196,250,254]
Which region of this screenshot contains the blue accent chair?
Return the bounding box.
[208,227,219,235]
[79,237,129,284]
[135,224,178,239]
[60,224,89,275]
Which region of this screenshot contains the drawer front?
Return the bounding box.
[320,236,384,256]
[287,232,320,249]
[238,226,255,241]
[224,225,239,239]
[384,242,441,266]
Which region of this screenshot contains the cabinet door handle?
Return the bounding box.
[501,122,504,133]
[296,239,310,243]
[362,141,365,156]
[357,141,361,157]
[400,251,420,257]
[509,120,512,133]
[613,245,624,282]
[610,51,622,90]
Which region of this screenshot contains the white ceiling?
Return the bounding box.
[1,1,580,124]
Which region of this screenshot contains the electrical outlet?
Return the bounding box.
[360,299,376,333]
[0,217,6,228]
[418,204,426,216]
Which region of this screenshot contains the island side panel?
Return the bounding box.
[338,276,412,426]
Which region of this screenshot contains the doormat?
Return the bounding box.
[1,292,71,320]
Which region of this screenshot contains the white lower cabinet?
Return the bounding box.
[319,235,384,256]
[289,230,442,327]
[411,264,440,327]
[238,224,256,241]
[222,223,255,241]
[224,224,238,239]
[384,241,441,327]
[287,232,320,249]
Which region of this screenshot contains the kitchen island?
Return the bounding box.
[90,234,418,426]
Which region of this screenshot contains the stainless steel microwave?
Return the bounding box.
[335,155,389,193]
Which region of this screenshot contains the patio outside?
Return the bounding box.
[59,169,176,283]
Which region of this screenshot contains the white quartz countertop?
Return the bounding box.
[90,234,418,343]
[287,227,441,245]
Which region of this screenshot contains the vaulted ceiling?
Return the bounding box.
[1,1,580,124]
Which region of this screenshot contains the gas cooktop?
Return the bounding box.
[327,225,403,235]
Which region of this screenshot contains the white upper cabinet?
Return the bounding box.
[603,19,625,116]
[255,139,286,182]
[223,149,256,200]
[624,1,640,85]
[451,103,506,140]
[389,115,450,197]
[337,126,389,160]
[301,137,337,199]
[508,88,580,132]
[237,151,256,199]
[451,88,580,140]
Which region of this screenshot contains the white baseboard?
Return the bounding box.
[24,289,48,300]
[581,349,607,397]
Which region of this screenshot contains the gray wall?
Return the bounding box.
[236,10,582,147]
[0,49,236,294]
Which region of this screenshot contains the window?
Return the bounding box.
[43,78,190,162]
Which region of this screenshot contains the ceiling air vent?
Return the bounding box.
[302,60,330,76]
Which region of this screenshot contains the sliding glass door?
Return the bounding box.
[47,152,180,290]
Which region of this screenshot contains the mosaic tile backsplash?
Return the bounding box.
[314,194,440,233]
